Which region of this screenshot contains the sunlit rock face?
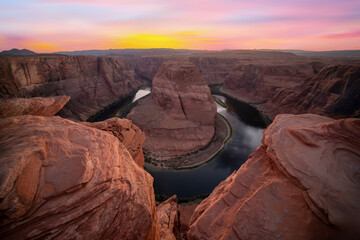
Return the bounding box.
[0,96,70,119]
[127,60,217,159]
[81,117,146,167]
[0,115,159,240]
[0,55,142,121]
[188,114,360,240]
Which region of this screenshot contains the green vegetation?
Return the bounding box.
[213,96,227,108]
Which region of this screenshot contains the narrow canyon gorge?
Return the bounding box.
[0,50,359,239]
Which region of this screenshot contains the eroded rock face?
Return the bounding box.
[267,65,360,119]
[127,60,217,159]
[0,56,142,121]
[81,117,146,167]
[0,96,70,119]
[157,195,179,240]
[0,115,158,239]
[188,114,360,240]
[222,64,360,120]
[222,63,315,104]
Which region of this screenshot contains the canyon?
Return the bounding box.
[127,60,217,162]
[0,50,359,239]
[0,55,142,121]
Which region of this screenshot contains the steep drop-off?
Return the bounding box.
[0,115,159,239]
[188,114,360,240]
[222,64,360,119]
[0,55,142,121]
[127,60,217,160]
[267,64,360,118]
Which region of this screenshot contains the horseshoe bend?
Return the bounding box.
[0,47,360,239]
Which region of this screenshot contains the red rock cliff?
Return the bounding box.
[0,115,159,239]
[127,60,217,160]
[0,55,142,121]
[188,114,360,240]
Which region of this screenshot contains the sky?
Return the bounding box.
[1,0,360,52]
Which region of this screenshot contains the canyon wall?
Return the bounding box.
[0,55,142,121]
[222,63,360,119]
[267,64,360,119]
[127,60,217,160]
[188,114,360,240]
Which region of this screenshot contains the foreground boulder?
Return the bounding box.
[0,96,70,118]
[188,114,360,240]
[0,115,158,239]
[127,60,217,159]
[81,117,146,167]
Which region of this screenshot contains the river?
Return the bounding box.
[96,88,266,198]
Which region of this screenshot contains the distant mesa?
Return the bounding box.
[0,48,38,56]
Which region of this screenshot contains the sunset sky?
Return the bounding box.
[1,0,360,52]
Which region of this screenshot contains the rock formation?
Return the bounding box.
[0,55,142,121]
[0,115,159,239]
[81,117,146,167]
[0,96,70,119]
[127,60,217,159]
[222,64,360,120]
[188,114,360,240]
[267,65,360,119]
[156,195,179,240]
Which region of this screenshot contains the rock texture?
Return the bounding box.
[0,96,70,119]
[222,64,360,120]
[127,60,217,159]
[0,55,142,121]
[0,115,159,239]
[81,117,146,167]
[157,195,179,240]
[188,114,360,240]
[267,65,360,119]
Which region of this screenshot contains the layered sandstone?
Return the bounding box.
[222,63,315,103]
[0,55,142,121]
[0,115,159,239]
[222,64,360,119]
[188,114,360,240]
[81,117,146,167]
[0,95,70,118]
[267,65,360,119]
[127,60,217,159]
[157,195,179,240]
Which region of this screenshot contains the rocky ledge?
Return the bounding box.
[188,114,360,240]
[127,60,217,162]
[0,95,70,119]
[0,115,159,239]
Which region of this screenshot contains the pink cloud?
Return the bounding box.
[322,30,360,39]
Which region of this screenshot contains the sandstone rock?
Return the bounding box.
[0,56,142,121]
[188,114,360,240]
[157,195,179,240]
[222,64,360,120]
[81,117,146,167]
[0,96,70,119]
[128,60,217,159]
[267,65,360,119]
[0,115,159,239]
